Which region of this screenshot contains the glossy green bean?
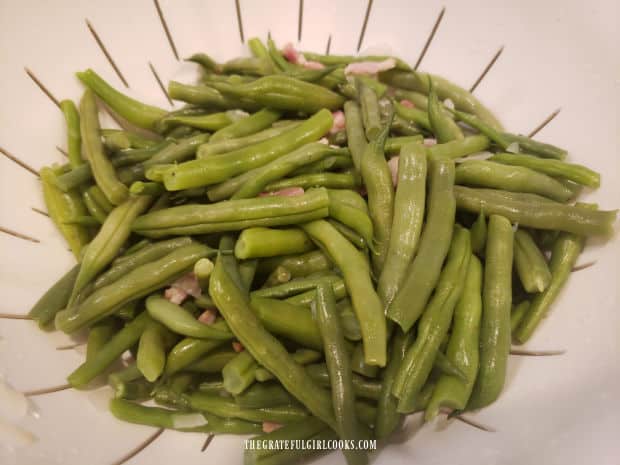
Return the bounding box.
[393,100,431,130]
[343,100,367,172]
[379,70,503,130]
[254,349,323,382]
[80,89,129,205]
[146,295,232,339]
[163,110,333,190]
[428,78,464,143]
[56,243,211,333]
[425,255,482,419]
[70,195,152,301]
[313,282,367,465]
[453,186,616,236]
[489,153,600,188]
[101,128,160,151]
[511,300,530,334]
[500,133,567,160]
[301,220,386,367]
[168,81,260,111]
[234,382,297,409]
[426,135,490,160]
[165,337,227,376]
[304,364,381,401]
[209,252,338,430]
[68,311,151,387]
[292,154,353,175]
[28,264,80,328]
[132,188,329,237]
[265,171,361,192]
[357,78,381,141]
[378,143,427,306]
[392,226,471,412]
[470,211,487,255]
[211,108,282,142]
[86,318,119,362]
[262,250,332,284]
[137,320,173,382]
[514,229,552,293]
[455,160,573,202]
[350,343,378,378]
[198,124,298,158]
[392,88,429,110]
[468,215,513,410]
[223,350,259,395]
[157,111,238,133]
[86,185,115,213]
[387,158,456,331]
[231,143,345,200]
[514,228,585,343]
[59,99,83,168]
[187,53,220,72]
[235,227,314,259]
[185,348,237,373]
[40,167,90,258]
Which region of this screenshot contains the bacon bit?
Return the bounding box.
[262,422,283,433]
[344,58,397,76]
[198,309,217,325]
[232,341,244,353]
[388,156,400,187]
[165,287,187,305]
[282,43,301,64]
[423,138,437,147]
[400,99,415,109]
[171,272,202,298]
[259,187,305,197]
[330,111,346,134]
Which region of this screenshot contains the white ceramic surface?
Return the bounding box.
[1,0,618,464]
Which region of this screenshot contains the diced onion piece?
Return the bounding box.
[171,273,202,299]
[443,98,455,110]
[506,142,520,153]
[172,413,208,429]
[330,111,346,134]
[165,287,187,305]
[388,156,400,187]
[198,309,217,325]
[344,58,396,76]
[262,421,283,433]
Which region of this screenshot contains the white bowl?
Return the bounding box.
[1,0,618,464]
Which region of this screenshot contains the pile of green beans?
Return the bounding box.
[29,35,616,465]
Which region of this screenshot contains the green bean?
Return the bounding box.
[470,211,487,255]
[343,100,367,172]
[378,143,427,306]
[454,186,616,236]
[185,392,308,424]
[304,364,380,401]
[86,318,120,361]
[235,228,314,260]
[168,81,260,110]
[375,329,414,439]
[489,153,600,188]
[59,99,83,168]
[101,128,160,151]
[68,311,152,387]
[129,181,164,196]
[254,349,323,382]
[514,229,552,293]
[511,300,530,334]
[425,255,482,419]
[137,320,175,382]
[387,158,456,331]
[292,154,353,175]
[455,160,573,202]
[116,301,139,321]
[223,350,259,395]
[393,99,431,130]
[468,215,513,410]
[379,70,503,130]
[56,243,212,333]
[428,78,464,143]
[86,185,114,213]
[28,264,80,328]
[209,251,338,430]
[187,52,220,72]
[350,343,379,378]
[253,273,342,299]
[265,171,361,192]
[222,56,275,76]
[110,398,262,434]
[157,111,238,133]
[264,266,291,287]
[327,190,374,249]
[357,78,381,141]
[360,114,394,272]
[70,195,152,302]
[196,378,226,395]
[313,282,367,465]
[146,295,232,339]
[249,297,323,350]
[514,227,586,343]
[335,299,363,342]
[80,89,129,204]
[234,382,297,409]
[301,220,386,367]
[133,188,329,237]
[61,215,100,227]
[392,226,471,412]
[384,135,424,153]
[433,352,468,381]
[77,69,166,130]
[426,135,490,160]
[96,237,195,290]
[108,365,150,400]
[198,124,299,158]
[392,88,429,110]
[185,348,237,373]
[40,168,90,258]
[282,278,348,307]
[165,337,227,376]
[162,110,333,190]
[53,164,95,192]
[259,250,332,281]
[248,37,271,61]
[81,188,108,224]
[208,75,345,113]
[500,133,567,160]
[211,108,282,142]
[231,143,345,200]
